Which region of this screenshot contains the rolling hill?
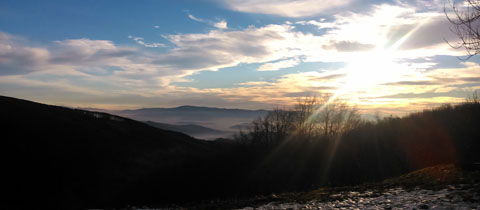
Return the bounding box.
[0,95,226,209]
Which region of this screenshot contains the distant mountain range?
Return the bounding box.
[144,121,231,139]
[88,105,268,139]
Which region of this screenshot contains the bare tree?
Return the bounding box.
[445,0,480,58]
[308,95,361,139]
[466,90,479,103]
[248,108,295,147]
[238,95,361,145]
[292,96,319,139]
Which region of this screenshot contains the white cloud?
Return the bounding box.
[295,19,335,28]
[156,24,310,73]
[257,57,300,71]
[221,0,355,17]
[188,14,205,22]
[129,36,166,48]
[236,81,272,86]
[395,0,446,11]
[51,38,136,64]
[154,26,160,29]
[0,32,50,75]
[184,71,345,108]
[0,33,155,82]
[214,20,228,29]
[188,13,228,29]
[301,4,464,63]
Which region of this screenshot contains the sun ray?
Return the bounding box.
[334,16,433,102]
[312,16,433,181]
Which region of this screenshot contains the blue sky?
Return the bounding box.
[0,0,479,115]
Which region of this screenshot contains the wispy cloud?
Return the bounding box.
[188,14,205,23]
[221,0,355,17]
[52,38,136,64]
[257,57,300,71]
[0,32,50,75]
[188,13,228,29]
[128,36,166,48]
[213,20,228,29]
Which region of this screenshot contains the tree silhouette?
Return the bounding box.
[445,0,480,58]
[241,95,361,145]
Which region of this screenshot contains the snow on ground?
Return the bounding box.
[240,185,480,210]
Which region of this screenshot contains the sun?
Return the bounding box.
[334,17,432,102]
[341,49,403,91]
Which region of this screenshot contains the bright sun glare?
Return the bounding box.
[336,17,433,102]
[342,50,401,91]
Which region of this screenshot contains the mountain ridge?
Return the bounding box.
[0,95,223,209]
[122,105,268,113]
[84,105,269,138]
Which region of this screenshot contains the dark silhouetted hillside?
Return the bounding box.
[0,95,240,209]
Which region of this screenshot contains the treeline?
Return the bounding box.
[235,95,361,145]
[229,94,480,191]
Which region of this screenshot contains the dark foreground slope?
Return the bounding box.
[0,96,238,209]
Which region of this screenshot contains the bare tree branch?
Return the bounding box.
[445,0,480,59]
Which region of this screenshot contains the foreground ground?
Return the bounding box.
[245,164,480,210]
[126,164,480,209]
[243,185,479,209]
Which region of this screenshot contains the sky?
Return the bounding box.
[0,0,479,115]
